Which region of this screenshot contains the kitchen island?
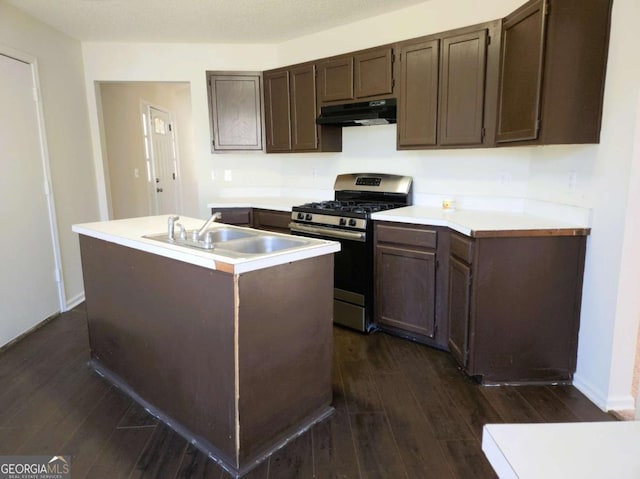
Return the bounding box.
[73,215,340,478]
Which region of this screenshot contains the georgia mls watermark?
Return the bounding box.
[0,456,70,479]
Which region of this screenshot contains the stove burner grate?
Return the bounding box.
[297,200,400,215]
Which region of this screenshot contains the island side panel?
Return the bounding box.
[79,236,237,464]
[237,254,334,464]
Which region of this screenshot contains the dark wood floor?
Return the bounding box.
[0,305,615,479]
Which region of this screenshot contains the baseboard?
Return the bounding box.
[0,312,60,353]
[605,394,636,412]
[573,373,636,412]
[573,373,608,410]
[65,292,85,311]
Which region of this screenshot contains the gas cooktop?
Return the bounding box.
[291,173,413,231]
[294,200,401,216]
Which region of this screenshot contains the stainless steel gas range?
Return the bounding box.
[290,173,413,332]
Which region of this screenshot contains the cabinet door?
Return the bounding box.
[252,209,291,234]
[212,207,252,227]
[375,245,437,338]
[354,48,394,99]
[439,29,487,146]
[207,73,263,151]
[496,0,547,143]
[318,57,354,103]
[448,256,472,367]
[398,40,439,147]
[290,65,318,151]
[264,70,292,152]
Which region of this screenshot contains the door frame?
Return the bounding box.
[140,101,183,215]
[0,44,66,310]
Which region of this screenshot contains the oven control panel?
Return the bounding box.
[291,212,366,230]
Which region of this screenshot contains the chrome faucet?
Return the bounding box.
[196,212,222,240]
[167,215,180,240]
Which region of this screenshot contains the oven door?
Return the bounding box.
[289,222,370,332]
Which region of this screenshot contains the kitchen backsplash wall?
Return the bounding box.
[208,124,598,216]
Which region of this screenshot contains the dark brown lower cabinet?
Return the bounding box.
[211,207,290,233]
[212,207,252,226]
[374,222,447,349]
[447,232,587,384]
[252,208,291,234]
[376,245,436,336]
[447,255,472,367]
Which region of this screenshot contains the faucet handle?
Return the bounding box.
[167,215,180,240]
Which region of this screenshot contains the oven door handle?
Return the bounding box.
[289,223,366,242]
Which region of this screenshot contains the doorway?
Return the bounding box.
[98,82,196,220]
[0,49,64,347]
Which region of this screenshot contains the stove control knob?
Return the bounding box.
[305,213,313,221]
[297,212,304,220]
[348,219,357,227]
[339,218,347,226]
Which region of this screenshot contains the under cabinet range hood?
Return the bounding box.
[316,98,397,127]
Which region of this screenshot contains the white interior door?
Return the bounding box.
[149,107,180,215]
[0,53,61,347]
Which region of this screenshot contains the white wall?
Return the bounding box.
[277,0,518,64]
[80,0,640,409]
[0,2,100,308]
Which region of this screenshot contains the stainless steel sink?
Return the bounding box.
[144,227,310,256]
[144,227,258,250]
[202,228,255,243]
[215,235,310,255]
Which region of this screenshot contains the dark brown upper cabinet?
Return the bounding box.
[318,57,354,102]
[397,21,501,149]
[263,70,292,152]
[290,65,319,151]
[439,28,489,146]
[497,0,613,145]
[207,72,264,152]
[264,63,341,153]
[397,39,439,147]
[354,48,394,99]
[318,46,395,104]
[496,0,547,142]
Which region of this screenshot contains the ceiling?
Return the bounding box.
[6,0,429,43]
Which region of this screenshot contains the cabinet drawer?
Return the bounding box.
[376,224,437,249]
[212,207,252,226]
[450,233,474,264]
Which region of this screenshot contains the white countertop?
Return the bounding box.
[482,422,640,479]
[206,196,590,237]
[72,215,340,274]
[372,206,590,237]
